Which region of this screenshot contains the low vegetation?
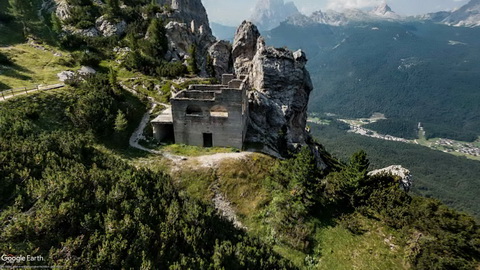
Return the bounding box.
[0,79,291,269]
[175,148,480,269]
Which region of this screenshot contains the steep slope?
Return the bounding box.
[443,0,480,27]
[250,0,300,31]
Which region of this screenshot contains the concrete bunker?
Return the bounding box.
[151,74,249,149]
[151,106,175,143]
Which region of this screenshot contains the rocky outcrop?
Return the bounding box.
[95,16,127,37]
[164,20,216,74]
[157,0,216,75]
[156,0,212,34]
[232,22,261,75]
[232,21,317,160]
[208,41,232,80]
[54,0,71,21]
[368,165,413,191]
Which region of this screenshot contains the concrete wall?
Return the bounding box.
[171,88,248,149]
[153,123,174,143]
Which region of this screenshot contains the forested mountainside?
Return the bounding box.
[0,0,479,269]
[266,16,480,142]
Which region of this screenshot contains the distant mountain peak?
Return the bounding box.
[371,2,400,19]
[373,2,392,15]
[250,0,300,31]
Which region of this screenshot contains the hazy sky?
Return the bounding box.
[203,0,470,26]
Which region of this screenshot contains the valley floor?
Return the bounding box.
[309,114,480,161]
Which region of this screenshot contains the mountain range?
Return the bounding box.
[211,0,480,40]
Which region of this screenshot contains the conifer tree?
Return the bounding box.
[51,12,62,34]
[114,110,128,132]
[206,53,215,78]
[8,0,34,36]
[187,45,199,75]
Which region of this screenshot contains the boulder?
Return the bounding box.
[57,70,75,82]
[368,165,413,191]
[78,66,96,75]
[95,16,127,37]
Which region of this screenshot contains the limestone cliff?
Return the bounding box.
[232,21,323,163]
[158,0,216,74]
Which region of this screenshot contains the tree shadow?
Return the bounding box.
[0,21,26,46]
[0,63,33,81]
[0,80,11,91]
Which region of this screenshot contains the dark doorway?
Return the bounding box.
[203,133,213,147]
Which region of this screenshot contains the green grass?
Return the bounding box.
[169,154,414,269]
[0,44,76,90]
[160,144,238,157]
[313,216,408,270]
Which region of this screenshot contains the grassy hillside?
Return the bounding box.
[310,120,480,219]
[170,150,479,269]
[266,21,480,142]
[0,44,76,90]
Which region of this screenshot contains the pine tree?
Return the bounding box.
[108,67,119,92]
[8,0,34,37]
[114,110,128,132]
[51,12,62,34]
[144,18,168,61]
[187,45,199,75]
[206,53,215,78]
[105,0,120,17]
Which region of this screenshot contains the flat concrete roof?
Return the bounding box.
[152,107,173,124]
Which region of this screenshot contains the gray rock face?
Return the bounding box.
[232,21,314,157]
[156,0,212,33]
[232,21,261,75]
[250,0,300,31]
[208,41,232,80]
[158,0,216,75]
[95,16,127,37]
[164,20,216,74]
[54,0,71,21]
